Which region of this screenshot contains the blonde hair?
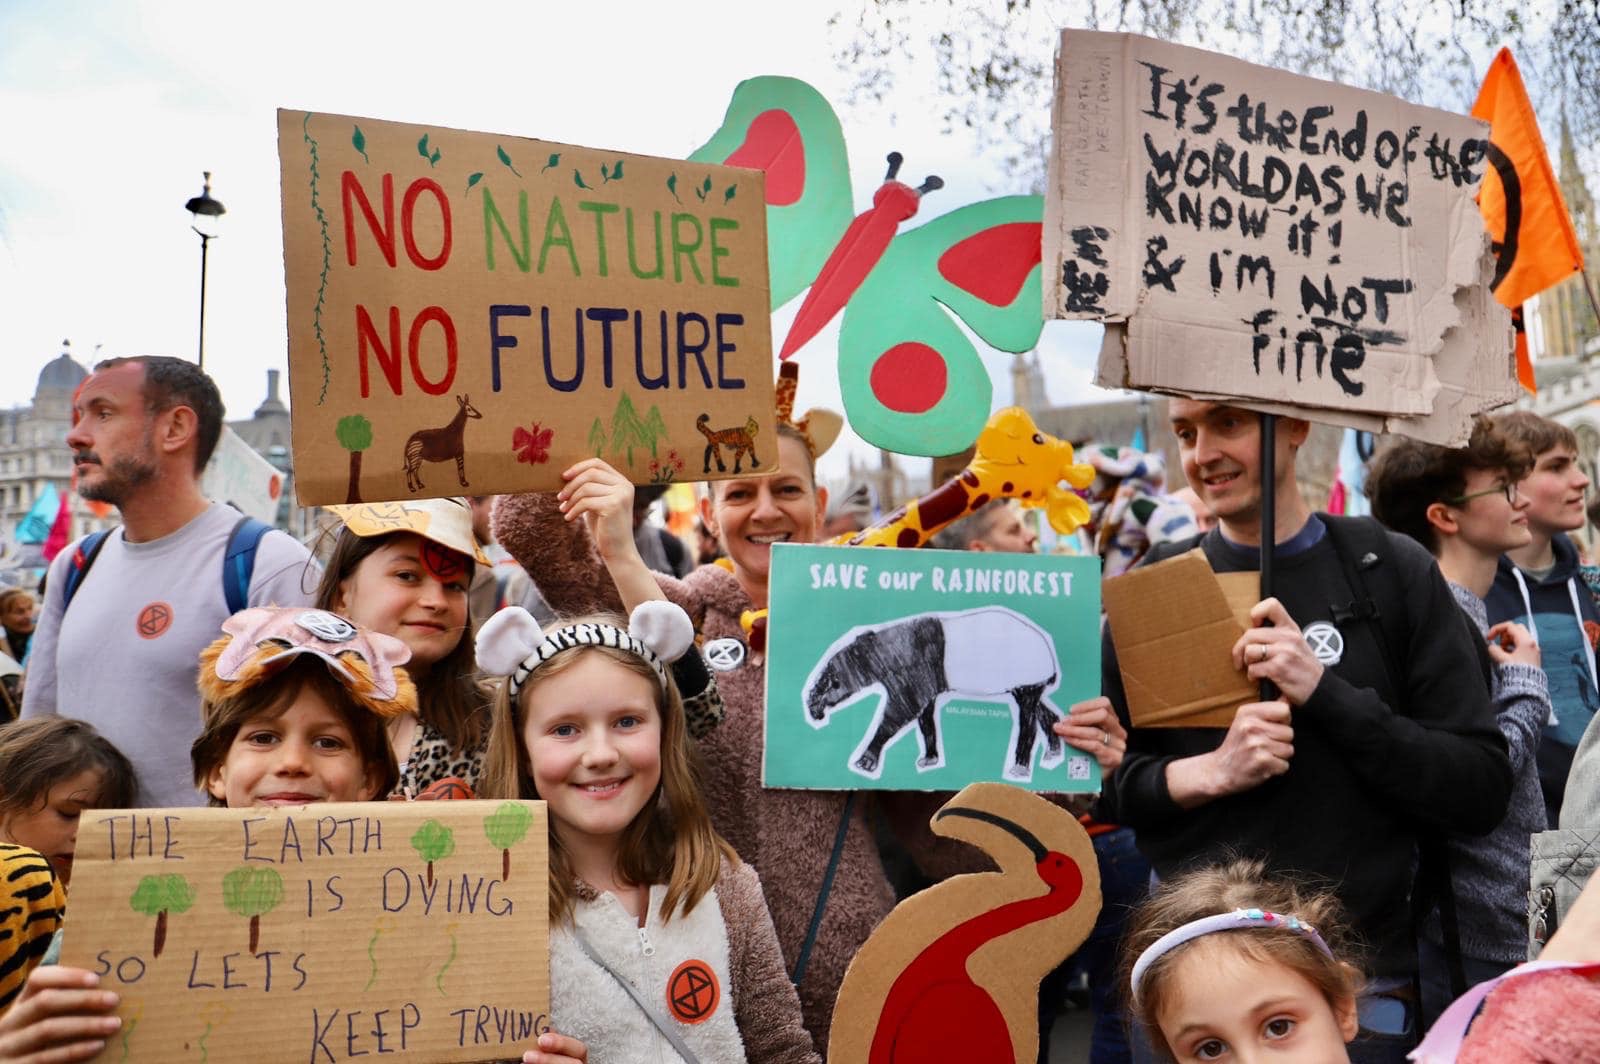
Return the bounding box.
[1122,859,1363,1058]
[477,614,735,924]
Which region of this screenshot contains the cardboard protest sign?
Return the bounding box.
[1045,31,1514,443]
[62,801,548,1063]
[765,544,1101,792]
[828,783,1100,1063]
[1103,550,1252,728]
[278,110,774,506]
[202,426,285,525]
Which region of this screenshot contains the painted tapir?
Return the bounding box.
[804,607,1066,781]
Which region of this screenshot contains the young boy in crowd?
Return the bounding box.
[1367,421,1553,1023]
[1485,412,1597,824]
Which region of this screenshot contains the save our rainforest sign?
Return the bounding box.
[61,801,548,1063]
[278,110,775,505]
[764,544,1103,793]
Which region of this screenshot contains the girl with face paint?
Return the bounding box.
[316,498,492,798]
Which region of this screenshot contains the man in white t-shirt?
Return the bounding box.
[23,357,315,806]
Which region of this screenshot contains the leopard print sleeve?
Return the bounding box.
[672,648,724,740]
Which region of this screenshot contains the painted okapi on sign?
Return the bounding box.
[404,394,482,493]
[804,607,1066,781]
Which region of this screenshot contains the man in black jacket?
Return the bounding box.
[1076,400,1512,1061]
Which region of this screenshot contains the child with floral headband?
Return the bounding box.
[0,607,589,1064]
[1122,859,1364,1063]
[477,601,818,1063]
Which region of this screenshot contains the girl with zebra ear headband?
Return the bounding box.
[473,601,819,1063]
[475,601,697,696]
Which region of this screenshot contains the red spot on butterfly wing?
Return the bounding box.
[724,109,805,207]
[937,222,1043,307]
[869,342,948,414]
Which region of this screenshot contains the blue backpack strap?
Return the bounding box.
[61,530,114,610]
[222,517,274,615]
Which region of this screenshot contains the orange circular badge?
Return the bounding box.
[666,959,720,1025]
[136,602,174,640]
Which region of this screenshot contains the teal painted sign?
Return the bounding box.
[764,544,1102,792]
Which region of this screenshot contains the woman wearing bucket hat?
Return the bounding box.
[316,497,493,798]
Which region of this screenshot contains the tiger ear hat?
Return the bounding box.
[198,607,417,719]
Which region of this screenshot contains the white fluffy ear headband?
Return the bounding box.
[476,601,696,698]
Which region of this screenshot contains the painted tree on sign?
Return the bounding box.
[588,417,607,458]
[222,866,284,956]
[412,819,455,887]
[129,874,196,958]
[336,414,374,504]
[484,802,535,881]
[609,393,670,467]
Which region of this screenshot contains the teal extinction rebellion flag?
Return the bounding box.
[763,543,1102,793]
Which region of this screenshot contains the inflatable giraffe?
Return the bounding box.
[836,407,1095,548]
[737,407,1094,653]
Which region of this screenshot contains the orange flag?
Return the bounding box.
[1473,47,1585,394]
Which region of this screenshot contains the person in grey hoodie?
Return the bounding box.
[1485,411,1597,825]
[1368,423,1551,1025]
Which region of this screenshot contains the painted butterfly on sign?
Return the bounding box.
[689,77,1046,456]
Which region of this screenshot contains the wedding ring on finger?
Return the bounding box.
[1100,729,1110,747]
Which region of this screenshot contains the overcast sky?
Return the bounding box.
[0,1,1127,489]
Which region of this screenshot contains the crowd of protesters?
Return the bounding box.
[0,353,1594,1062]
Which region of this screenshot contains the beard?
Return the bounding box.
[78,453,158,506]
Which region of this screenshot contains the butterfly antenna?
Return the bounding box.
[917,175,945,196]
[884,152,904,181]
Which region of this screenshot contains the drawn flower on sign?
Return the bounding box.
[512,423,555,465]
[649,449,687,485]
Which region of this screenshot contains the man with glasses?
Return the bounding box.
[1485,411,1598,824]
[1368,423,1551,1024]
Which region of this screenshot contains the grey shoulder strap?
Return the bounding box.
[570,928,702,1064]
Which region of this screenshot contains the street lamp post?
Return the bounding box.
[185,172,226,371]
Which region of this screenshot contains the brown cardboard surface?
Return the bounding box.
[828,784,1100,1063]
[1102,550,1252,728]
[1049,32,1512,441]
[279,110,774,506]
[61,801,548,1063]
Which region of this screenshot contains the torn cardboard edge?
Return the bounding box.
[1102,549,1255,729]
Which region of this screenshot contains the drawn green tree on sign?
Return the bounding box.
[587,417,607,458]
[128,874,196,958]
[483,802,535,882]
[336,414,373,504]
[222,866,284,956]
[411,819,455,887]
[609,393,670,468]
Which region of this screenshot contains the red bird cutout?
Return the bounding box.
[829,783,1100,1064]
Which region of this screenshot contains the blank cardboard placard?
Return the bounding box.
[202,426,284,526]
[828,783,1100,1063]
[279,110,774,506]
[1044,31,1512,443]
[61,801,547,1063]
[1103,550,1252,727]
[765,544,1102,792]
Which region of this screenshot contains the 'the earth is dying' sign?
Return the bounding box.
[61,801,548,1063]
[278,110,775,505]
[1044,32,1514,443]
